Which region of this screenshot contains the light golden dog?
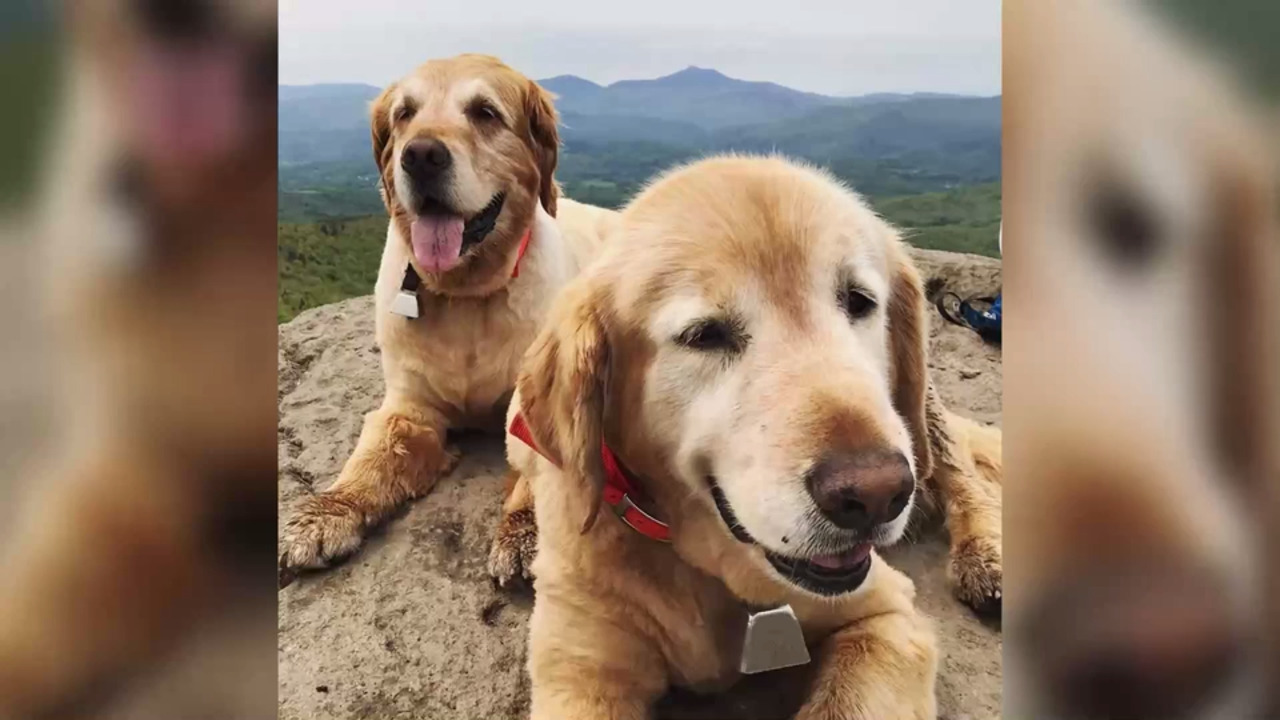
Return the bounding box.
[507,155,1002,718]
[1004,1,1278,717]
[279,55,615,574]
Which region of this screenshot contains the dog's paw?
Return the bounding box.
[279,494,366,575]
[487,508,538,591]
[949,535,1002,616]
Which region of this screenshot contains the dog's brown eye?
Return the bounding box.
[838,286,877,320]
[1089,182,1160,269]
[393,104,416,124]
[675,318,746,353]
[467,102,501,123]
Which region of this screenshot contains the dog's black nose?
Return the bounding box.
[806,449,913,532]
[401,139,453,181]
[1028,567,1241,720]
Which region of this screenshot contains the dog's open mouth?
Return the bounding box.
[763,545,873,597]
[708,479,874,597]
[409,192,505,274]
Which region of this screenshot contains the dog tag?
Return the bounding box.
[391,264,421,318]
[390,290,419,318]
[739,604,811,674]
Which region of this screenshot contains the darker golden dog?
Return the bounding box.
[279,55,614,575]
[0,0,277,715]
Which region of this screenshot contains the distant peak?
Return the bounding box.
[671,66,729,79]
[540,74,603,88]
[649,66,737,89]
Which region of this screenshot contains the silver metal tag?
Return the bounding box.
[739,604,811,674]
[390,290,419,318]
[100,201,146,273]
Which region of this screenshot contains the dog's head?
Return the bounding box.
[1005,1,1278,716]
[371,54,559,294]
[518,155,933,599]
[67,0,278,209]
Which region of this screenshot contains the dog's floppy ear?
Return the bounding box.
[886,243,935,480]
[516,276,610,531]
[525,81,560,218]
[370,83,398,209]
[1208,141,1278,491]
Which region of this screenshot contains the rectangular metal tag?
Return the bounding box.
[390,290,419,318]
[739,604,811,674]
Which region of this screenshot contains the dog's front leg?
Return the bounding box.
[280,399,456,572]
[0,450,205,717]
[929,415,1003,615]
[527,599,667,720]
[795,609,938,720]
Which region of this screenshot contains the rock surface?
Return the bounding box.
[277,248,1003,720]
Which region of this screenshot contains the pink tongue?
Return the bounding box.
[134,42,244,170]
[810,543,872,570]
[411,215,466,273]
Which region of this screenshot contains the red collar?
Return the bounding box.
[510,229,532,278]
[508,412,671,542]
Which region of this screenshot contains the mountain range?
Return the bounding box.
[279,67,979,132]
[281,67,997,161]
[279,66,1000,219]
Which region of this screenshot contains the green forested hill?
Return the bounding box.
[874,182,1002,257]
[278,216,387,322]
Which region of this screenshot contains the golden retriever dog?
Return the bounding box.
[0,0,278,715]
[1004,1,1278,717]
[279,54,615,575]
[506,155,1003,718]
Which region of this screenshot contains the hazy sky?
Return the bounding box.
[279,0,1000,97]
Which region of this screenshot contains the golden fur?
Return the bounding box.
[279,55,615,573]
[507,155,1003,718]
[1003,1,1278,716]
[0,0,277,714]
